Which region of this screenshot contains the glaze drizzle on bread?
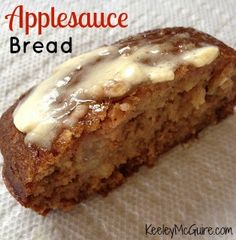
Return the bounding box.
[14,35,219,149]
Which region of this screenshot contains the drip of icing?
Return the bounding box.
[13,43,219,149]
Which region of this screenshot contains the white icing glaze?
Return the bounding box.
[13,43,219,149]
[182,46,219,67]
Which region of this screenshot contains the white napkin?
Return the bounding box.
[0,0,235,239]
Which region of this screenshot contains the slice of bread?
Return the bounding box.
[0,27,236,214]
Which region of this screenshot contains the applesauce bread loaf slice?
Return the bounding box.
[0,27,236,215]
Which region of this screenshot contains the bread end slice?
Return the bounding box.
[0,27,236,214]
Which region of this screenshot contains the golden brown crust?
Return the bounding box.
[0,27,236,214]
